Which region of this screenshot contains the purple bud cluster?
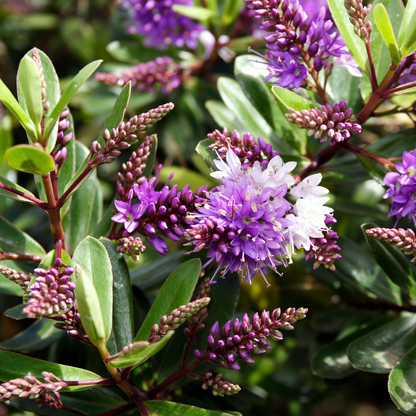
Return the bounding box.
[0,372,65,409]
[90,103,174,167]
[95,57,183,94]
[53,307,87,343]
[366,227,416,262]
[202,373,241,397]
[0,266,32,290]
[117,135,155,201]
[208,128,279,170]
[286,100,361,145]
[304,215,341,270]
[148,297,211,343]
[23,258,75,319]
[51,108,72,172]
[117,236,146,261]
[193,307,307,370]
[344,0,372,40]
[120,0,205,50]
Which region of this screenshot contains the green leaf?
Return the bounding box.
[374,4,401,64]
[5,144,55,176]
[74,265,106,346]
[0,215,45,256]
[159,166,217,192]
[146,401,241,416]
[327,0,368,73]
[0,114,12,166]
[44,60,102,139]
[141,133,158,180]
[329,236,403,305]
[398,0,416,46]
[217,78,292,154]
[4,304,26,319]
[72,236,113,342]
[348,315,416,373]
[205,100,246,133]
[389,344,416,414]
[36,49,61,153]
[235,55,307,153]
[357,155,387,186]
[0,350,102,391]
[62,141,102,253]
[135,259,201,341]
[96,82,131,149]
[0,265,24,296]
[362,223,416,300]
[272,86,321,111]
[0,319,63,352]
[0,79,35,138]
[172,5,216,21]
[16,55,43,140]
[196,139,219,172]
[108,330,174,368]
[0,174,38,205]
[99,238,134,352]
[312,315,392,378]
[222,0,243,25]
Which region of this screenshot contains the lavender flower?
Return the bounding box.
[194,307,308,370]
[285,100,362,145]
[120,0,205,50]
[23,259,75,319]
[112,193,146,233]
[383,150,416,224]
[186,143,336,282]
[95,57,183,94]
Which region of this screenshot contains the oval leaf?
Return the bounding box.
[271,86,321,111]
[348,315,416,373]
[5,144,55,176]
[72,236,113,341]
[135,259,201,341]
[146,401,241,416]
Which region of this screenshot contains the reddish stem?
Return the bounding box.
[0,252,43,263]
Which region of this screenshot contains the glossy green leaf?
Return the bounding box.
[398,0,416,46]
[0,79,35,138]
[96,82,131,149]
[389,344,416,414]
[357,155,387,186]
[36,49,61,153]
[272,86,321,111]
[205,100,246,133]
[90,197,115,239]
[0,350,102,391]
[141,133,158,179]
[159,166,217,192]
[62,141,102,253]
[130,250,184,289]
[100,238,134,352]
[0,174,39,205]
[135,259,201,341]
[0,114,12,166]
[330,236,403,305]
[44,60,102,139]
[327,0,368,73]
[4,304,26,319]
[5,144,55,176]
[72,236,113,342]
[374,4,401,64]
[108,330,174,368]
[348,315,416,373]
[172,5,215,21]
[74,265,106,346]
[217,78,292,153]
[16,55,43,140]
[146,400,241,416]
[0,318,62,352]
[235,55,306,153]
[196,139,219,172]
[0,215,45,256]
[312,316,392,378]
[399,8,416,55]
[363,223,416,300]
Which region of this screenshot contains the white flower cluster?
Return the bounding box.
[211,148,334,257]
